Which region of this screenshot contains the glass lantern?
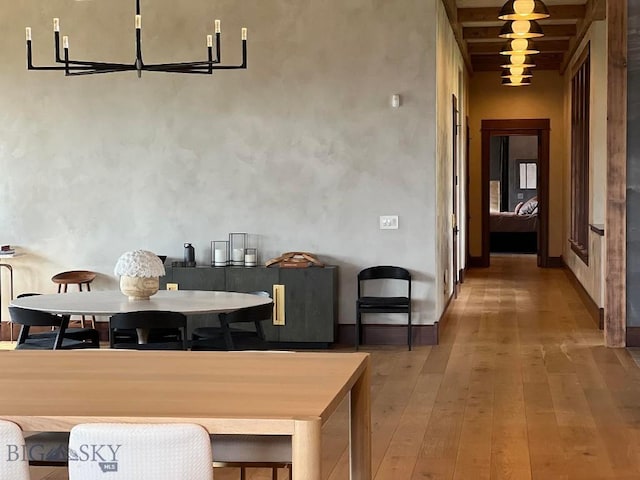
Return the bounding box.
[229,233,247,266]
[211,240,229,267]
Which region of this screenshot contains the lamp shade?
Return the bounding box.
[499,20,544,39]
[501,67,533,78]
[499,0,550,21]
[502,76,532,86]
[500,38,540,55]
[500,54,536,68]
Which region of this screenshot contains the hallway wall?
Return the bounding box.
[468,70,565,259]
[563,20,607,310]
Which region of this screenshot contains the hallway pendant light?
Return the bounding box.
[500,54,536,69]
[502,77,532,86]
[501,67,533,79]
[25,0,247,77]
[499,20,544,39]
[499,0,550,21]
[500,38,540,56]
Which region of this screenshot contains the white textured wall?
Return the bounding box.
[435,0,465,315]
[1,0,440,325]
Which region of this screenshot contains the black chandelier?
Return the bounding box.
[25,0,247,77]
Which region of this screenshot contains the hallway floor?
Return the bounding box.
[22,254,640,479]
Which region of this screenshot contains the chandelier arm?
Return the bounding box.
[143,60,221,69]
[65,67,136,76]
[142,68,214,74]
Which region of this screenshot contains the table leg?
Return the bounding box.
[292,418,321,480]
[136,328,149,344]
[350,357,371,480]
[0,264,14,342]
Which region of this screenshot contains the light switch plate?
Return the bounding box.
[380,215,399,229]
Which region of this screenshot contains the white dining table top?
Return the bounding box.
[9,290,272,316]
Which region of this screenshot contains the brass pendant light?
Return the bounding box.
[501,77,532,86]
[500,38,540,56]
[499,0,550,21]
[500,54,536,69]
[499,20,544,39]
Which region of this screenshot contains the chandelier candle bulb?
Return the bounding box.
[53,18,60,32]
[62,36,69,49]
[242,28,247,40]
[25,27,31,41]
[207,35,213,47]
[135,15,141,29]
[215,20,221,33]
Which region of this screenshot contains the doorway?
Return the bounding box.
[480,119,550,267]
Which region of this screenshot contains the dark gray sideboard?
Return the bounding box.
[160,266,338,348]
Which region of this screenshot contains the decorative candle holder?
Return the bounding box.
[211,241,229,267]
[244,247,258,267]
[229,233,247,266]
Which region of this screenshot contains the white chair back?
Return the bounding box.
[68,423,213,480]
[0,420,30,480]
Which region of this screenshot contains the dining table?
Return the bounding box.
[0,349,372,480]
[10,290,273,343]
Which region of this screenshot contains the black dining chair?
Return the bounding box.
[191,292,273,351]
[14,293,101,347]
[109,311,188,350]
[9,306,99,350]
[356,265,412,351]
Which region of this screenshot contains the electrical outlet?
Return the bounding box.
[379,215,399,229]
[166,283,178,290]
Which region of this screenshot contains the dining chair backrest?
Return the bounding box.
[219,301,274,350]
[9,306,69,349]
[68,423,213,480]
[357,266,411,296]
[0,420,31,480]
[109,311,187,350]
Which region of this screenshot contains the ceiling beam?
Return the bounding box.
[458,4,587,24]
[472,52,564,71]
[464,24,577,40]
[467,39,571,55]
[560,0,607,73]
[441,0,474,73]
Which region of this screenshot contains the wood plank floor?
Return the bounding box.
[26,254,640,479]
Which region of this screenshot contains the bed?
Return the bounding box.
[490,197,538,253]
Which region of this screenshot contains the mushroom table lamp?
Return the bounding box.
[114,250,166,300]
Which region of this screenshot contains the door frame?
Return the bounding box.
[480,118,551,267]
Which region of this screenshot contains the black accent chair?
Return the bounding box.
[192,292,273,351]
[109,311,187,350]
[9,307,99,350]
[15,293,101,347]
[356,266,412,351]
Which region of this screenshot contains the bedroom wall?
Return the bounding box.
[562,20,607,309]
[0,0,441,329]
[469,70,565,259]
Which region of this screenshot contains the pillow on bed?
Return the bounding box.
[519,198,538,215]
[514,202,524,214]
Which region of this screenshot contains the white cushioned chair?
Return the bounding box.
[68,423,213,480]
[0,420,31,480]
